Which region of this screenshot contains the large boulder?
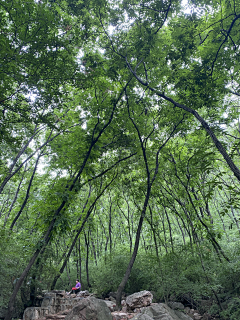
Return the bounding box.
[134,303,193,320]
[126,291,153,310]
[64,296,112,320]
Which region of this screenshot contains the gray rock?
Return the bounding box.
[111,311,129,320]
[126,291,153,310]
[23,292,75,320]
[23,307,43,320]
[76,291,90,298]
[109,296,116,303]
[168,302,185,310]
[121,300,126,306]
[134,314,154,320]
[174,310,194,320]
[135,303,193,320]
[103,300,117,312]
[64,296,112,320]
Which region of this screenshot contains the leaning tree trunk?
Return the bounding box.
[50,176,116,290]
[115,96,184,308]
[115,188,151,307]
[125,59,240,183]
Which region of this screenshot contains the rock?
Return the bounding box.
[133,315,153,320]
[174,310,194,320]
[23,307,43,320]
[122,307,128,313]
[184,307,190,314]
[111,311,129,320]
[22,291,198,320]
[193,313,202,320]
[126,291,153,310]
[64,296,112,320]
[76,291,90,298]
[58,310,71,316]
[103,300,117,311]
[45,315,65,320]
[134,303,193,320]
[121,300,126,306]
[23,292,75,320]
[109,296,117,303]
[168,302,185,310]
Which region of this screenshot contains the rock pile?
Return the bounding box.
[22,290,210,320]
[23,290,90,320]
[111,291,193,320]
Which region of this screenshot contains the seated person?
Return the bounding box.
[68,279,81,294]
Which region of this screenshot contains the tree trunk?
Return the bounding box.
[50,176,116,290]
[116,188,151,307]
[84,230,91,288]
[126,60,240,182]
[10,153,41,230]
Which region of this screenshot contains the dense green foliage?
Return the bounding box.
[1,0,240,319]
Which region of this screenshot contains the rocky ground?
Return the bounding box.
[22,290,214,320]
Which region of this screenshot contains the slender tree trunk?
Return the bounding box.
[161,210,168,254]
[76,244,79,281]
[10,153,41,230]
[66,262,71,290]
[4,166,27,226]
[109,197,112,255]
[117,202,132,253]
[175,216,186,245]
[115,92,184,308]
[90,231,97,266]
[78,238,82,284]
[147,206,159,260]
[164,206,174,252]
[50,176,116,290]
[0,126,43,194]
[116,182,154,307]
[84,230,91,288]
[230,206,240,235]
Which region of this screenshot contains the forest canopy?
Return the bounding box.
[1,0,240,319]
